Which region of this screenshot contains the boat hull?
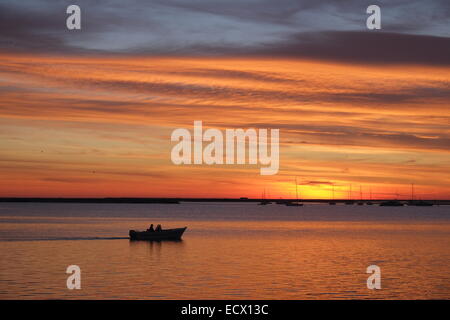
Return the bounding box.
[129,227,187,241]
[285,202,303,206]
[379,201,404,206]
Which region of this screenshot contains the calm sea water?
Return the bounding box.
[0,202,449,299]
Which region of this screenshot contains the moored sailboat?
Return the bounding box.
[285,177,303,206]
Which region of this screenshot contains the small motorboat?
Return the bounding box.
[129,227,187,241]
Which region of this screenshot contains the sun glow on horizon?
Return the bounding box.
[0,53,449,199]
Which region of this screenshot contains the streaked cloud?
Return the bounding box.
[0,54,449,198]
[0,1,449,198]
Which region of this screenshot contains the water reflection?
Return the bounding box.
[129,239,185,261]
[129,239,185,251]
[0,203,449,299]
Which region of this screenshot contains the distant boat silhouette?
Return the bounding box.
[286,177,303,206]
[345,184,353,204]
[407,183,433,206]
[259,188,271,205]
[379,200,404,206]
[285,201,303,206]
[357,186,364,205]
[329,185,336,205]
[129,227,187,241]
[366,188,373,205]
[408,200,433,206]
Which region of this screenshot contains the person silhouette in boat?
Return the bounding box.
[155,224,162,232]
[147,224,154,232]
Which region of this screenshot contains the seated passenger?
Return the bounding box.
[148,224,154,232]
[155,224,162,232]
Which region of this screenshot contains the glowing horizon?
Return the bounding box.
[0,53,449,199]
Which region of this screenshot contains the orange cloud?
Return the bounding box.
[0,54,449,198]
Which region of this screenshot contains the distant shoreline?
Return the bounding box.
[0,198,449,205]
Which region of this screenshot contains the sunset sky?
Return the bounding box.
[0,0,449,199]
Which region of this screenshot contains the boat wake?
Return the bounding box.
[0,236,129,242]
